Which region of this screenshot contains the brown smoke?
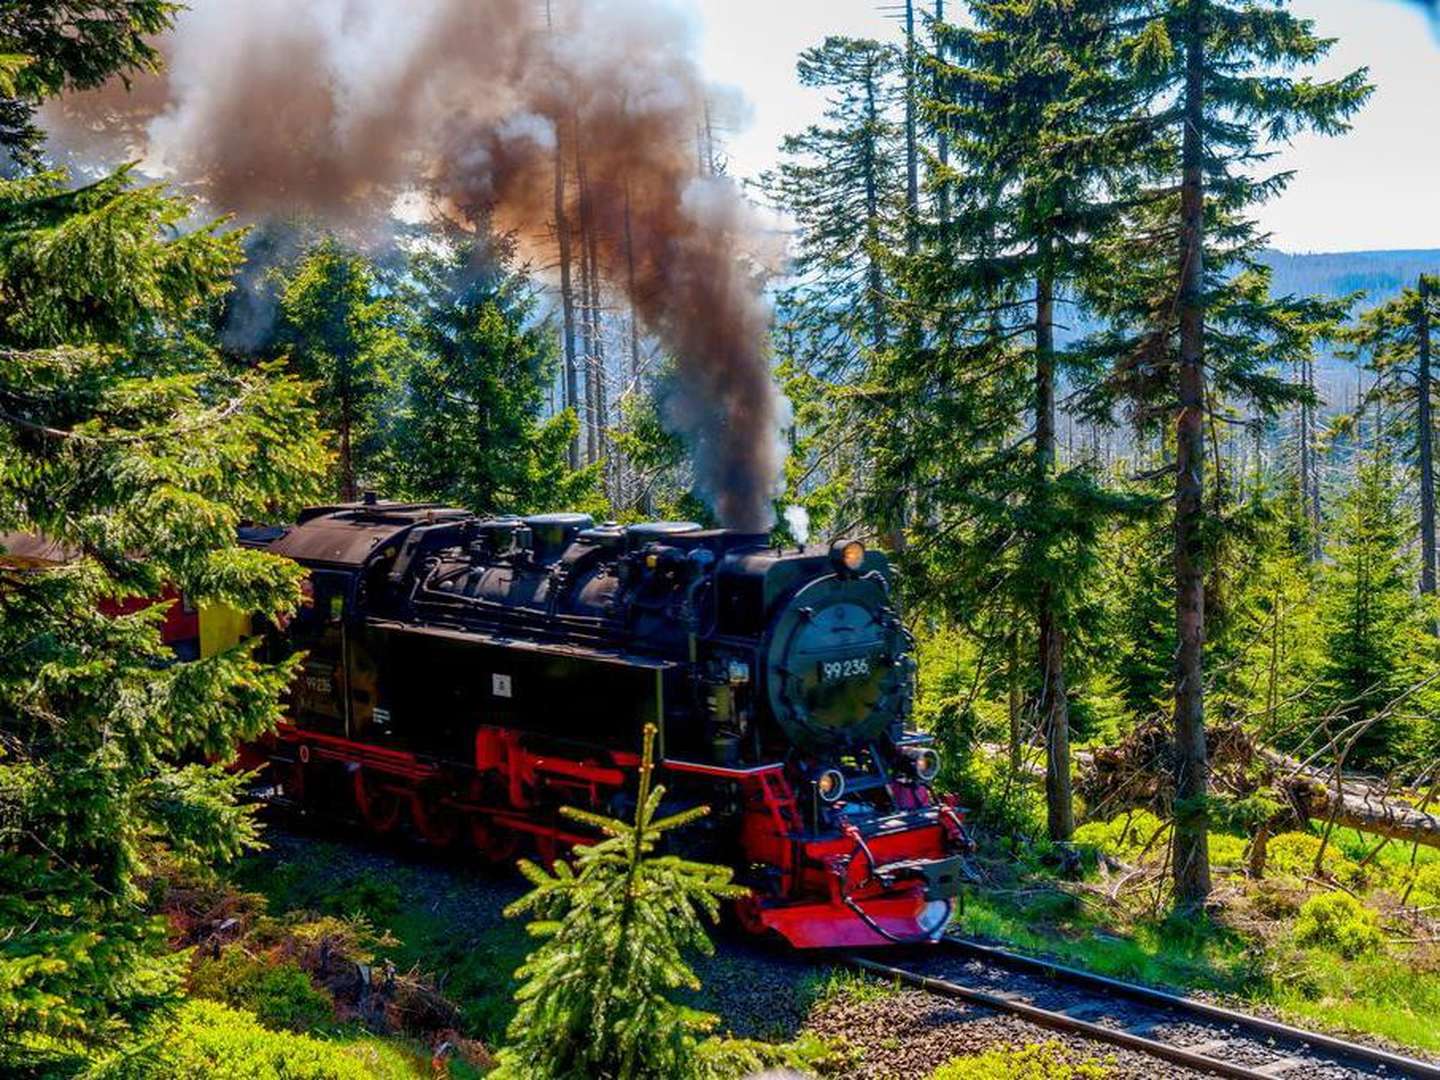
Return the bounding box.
[46,0,784,531]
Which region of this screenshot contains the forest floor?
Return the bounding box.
[179,798,1440,1077]
[208,820,1209,1078]
[948,803,1440,1059]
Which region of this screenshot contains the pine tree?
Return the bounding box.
[1084,0,1370,907]
[0,1,174,168]
[1316,446,1436,770]
[492,725,751,1080]
[272,238,402,501]
[760,36,906,380]
[1344,275,1440,608]
[891,0,1154,840]
[0,167,326,1070]
[382,232,599,515]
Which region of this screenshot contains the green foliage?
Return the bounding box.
[1313,449,1438,769]
[929,1042,1113,1080]
[0,2,176,167]
[1293,893,1386,959]
[1264,833,1363,888]
[380,232,599,515]
[88,999,425,1080]
[271,237,402,499]
[189,954,335,1033]
[492,724,749,1080]
[0,164,326,1071]
[1073,810,1169,865]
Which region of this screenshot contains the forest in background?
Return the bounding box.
[2,0,1439,1076]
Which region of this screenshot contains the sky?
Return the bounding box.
[689,0,1440,255]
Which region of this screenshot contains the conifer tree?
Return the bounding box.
[1316,445,1436,770]
[761,36,906,379]
[1084,0,1369,906]
[493,725,754,1080]
[1345,275,1440,607]
[892,0,1153,840]
[272,238,404,501]
[0,167,326,1071]
[0,1,174,168]
[382,233,599,515]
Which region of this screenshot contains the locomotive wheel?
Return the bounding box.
[352,767,407,834]
[469,817,519,864]
[411,787,462,848]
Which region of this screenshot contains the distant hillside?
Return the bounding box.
[1258,248,1440,307]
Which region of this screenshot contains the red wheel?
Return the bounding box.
[281,759,307,805]
[412,787,462,848]
[469,817,519,864]
[353,767,407,834]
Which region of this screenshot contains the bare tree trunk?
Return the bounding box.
[934,0,949,244]
[553,115,580,470]
[1418,275,1436,606]
[1035,249,1073,842]
[1008,627,1023,773]
[903,0,920,257]
[588,214,608,483]
[1172,0,1211,909]
[575,139,599,465]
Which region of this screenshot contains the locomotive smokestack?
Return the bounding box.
[45,0,785,531]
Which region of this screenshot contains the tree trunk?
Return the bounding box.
[338,403,355,502]
[1035,252,1073,842]
[903,0,920,257]
[934,0,949,244]
[862,66,888,350]
[1008,626,1022,773]
[575,141,599,466]
[1418,276,1435,604]
[1171,0,1211,909]
[553,114,580,470]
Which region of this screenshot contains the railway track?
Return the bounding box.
[843,936,1440,1079]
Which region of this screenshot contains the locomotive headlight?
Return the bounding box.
[832,539,866,572]
[908,747,941,782]
[815,768,846,803]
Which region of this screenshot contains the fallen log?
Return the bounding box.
[977,733,1440,850]
[1260,748,1440,851]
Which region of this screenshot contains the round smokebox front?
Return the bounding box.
[764,575,903,751]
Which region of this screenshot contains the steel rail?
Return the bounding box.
[940,936,1440,1080]
[844,954,1274,1079]
[841,942,1440,1079]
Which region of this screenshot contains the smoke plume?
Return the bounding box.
[45,0,784,530]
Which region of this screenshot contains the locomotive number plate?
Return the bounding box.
[820,657,871,682]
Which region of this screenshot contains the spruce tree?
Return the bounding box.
[382,233,599,515]
[0,1,174,168]
[0,168,326,1071]
[493,725,751,1080]
[889,0,1153,840]
[1085,0,1369,906]
[1316,446,1436,770]
[272,238,403,501]
[1344,275,1440,608]
[761,36,906,376]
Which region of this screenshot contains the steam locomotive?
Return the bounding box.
[222,498,970,948]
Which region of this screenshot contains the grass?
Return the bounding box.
[230,839,532,1047]
[957,887,1258,995]
[798,965,904,1009]
[953,798,1440,1057]
[928,1041,1115,1079]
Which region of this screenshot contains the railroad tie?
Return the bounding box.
[1251,1058,1307,1078]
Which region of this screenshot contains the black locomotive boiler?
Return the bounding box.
[239,498,970,947]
